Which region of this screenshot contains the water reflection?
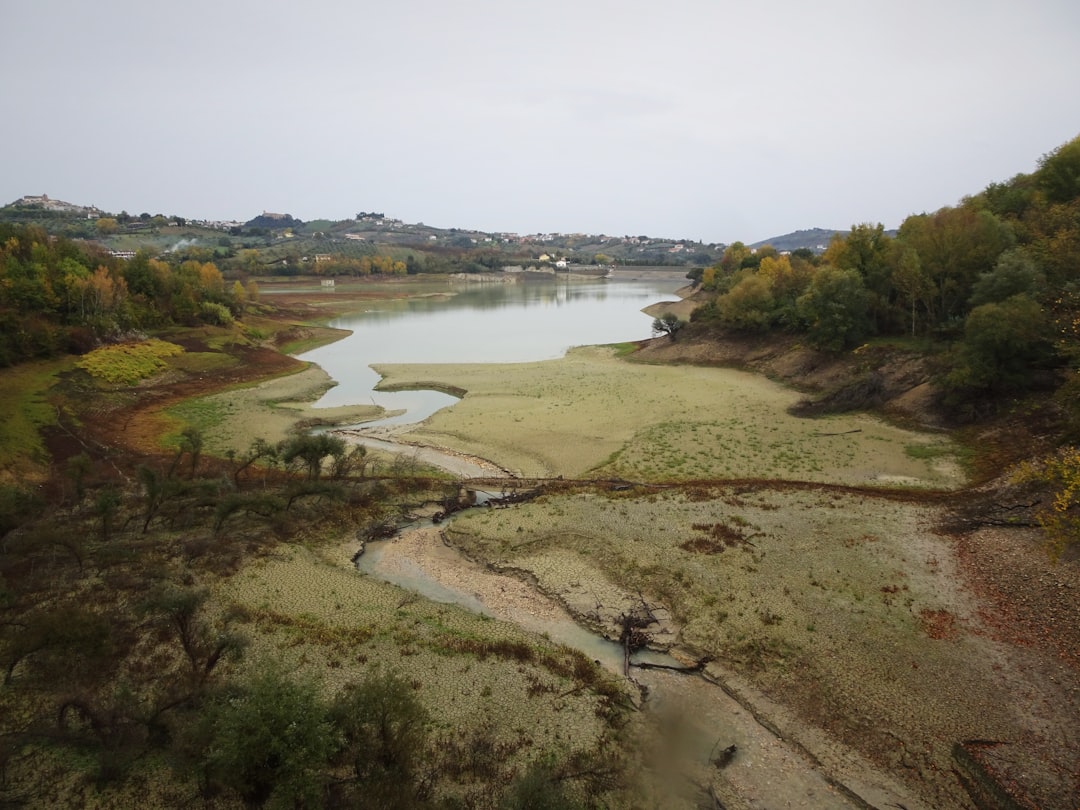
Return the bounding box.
[298,275,684,420]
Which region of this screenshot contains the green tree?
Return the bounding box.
[892,247,932,337]
[824,223,896,331]
[279,434,348,480]
[968,248,1045,307]
[651,312,684,341]
[194,669,336,808]
[145,588,247,684]
[795,267,871,351]
[896,206,1014,329]
[330,671,431,805]
[716,273,775,331]
[1035,135,1080,205]
[945,294,1054,396]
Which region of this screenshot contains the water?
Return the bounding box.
[353,524,680,674]
[297,273,685,425]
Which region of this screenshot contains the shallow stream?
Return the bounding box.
[350,509,872,809]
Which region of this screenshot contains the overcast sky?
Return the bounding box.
[3,1,1079,244]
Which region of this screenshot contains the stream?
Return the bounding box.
[350,505,884,810]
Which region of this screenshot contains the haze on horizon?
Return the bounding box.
[3,0,1079,245]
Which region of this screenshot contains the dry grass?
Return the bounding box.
[376,346,963,486]
[447,485,1080,808]
[216,544,633,784]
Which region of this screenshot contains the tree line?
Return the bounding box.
[688,135,1080,415]
[0,225,258,367]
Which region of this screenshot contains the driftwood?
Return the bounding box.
[631,657,709,675]
[617,591,663,677]
[711,743,737,770]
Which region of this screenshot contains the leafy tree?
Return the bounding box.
[94,487,121,541]
[896,206,1014,329]
[66,451,93,502]
[1036,135,1080,205]
[944,294,1054,397]
[715,274,775,331]
[824,223,896,331]
[2,605,113,686]
[1014,446,1080,558]
[651,312,684,341]
[968,248,1045,307]
[500,761,581,810]
[279,434,348,481]
[330,671,431,804]
[193,669,336,808]
[892,247,932,337]
[795,267,871,351]
[145,588,246,684]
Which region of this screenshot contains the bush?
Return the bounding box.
[198,301,234,326]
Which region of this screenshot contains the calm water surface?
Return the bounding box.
[298,275,684,425]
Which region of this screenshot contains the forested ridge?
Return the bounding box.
[687,134,1080,423]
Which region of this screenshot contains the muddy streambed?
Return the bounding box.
[350,511,923,810]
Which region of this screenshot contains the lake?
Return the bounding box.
[297,271,687,426]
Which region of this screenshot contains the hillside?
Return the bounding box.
[0,197,724,268]
[749,227,842,253]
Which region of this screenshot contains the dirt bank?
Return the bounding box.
[634,328,948,425]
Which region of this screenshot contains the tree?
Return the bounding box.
[945,294,1054,397]
[94,487,121,541]
[1014,446,1080,558]
[651,312,684,341]
[95,217,118,235]
[968,248,1045,308]
[795,267,871,351]
[1036,135,1080,205]
[193,669,336,808]
[896,206,1014,329]
[2,605,113,686]
[279,434,348,480]
[716,274,775,331]
[329,671,431,804]
[824,223,895,331]
[66,451,93,502]
[892,247,932,337]
[145,588,246,684]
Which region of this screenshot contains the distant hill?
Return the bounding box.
[749,228,843,253]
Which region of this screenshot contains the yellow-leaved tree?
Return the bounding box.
[1015,447,1080,558]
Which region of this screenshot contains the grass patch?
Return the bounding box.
[278,326,350,356]
[75,339,184,385]
[0,359,70,477]
[607,341,639,358]
[166,397,230,438]
[169,351,239,374]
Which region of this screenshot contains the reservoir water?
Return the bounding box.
[297,272,686,426]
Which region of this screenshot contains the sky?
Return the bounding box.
[3,1,1080,245]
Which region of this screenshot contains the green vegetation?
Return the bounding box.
[0,359,69,476]
[0,425,637,807]
[691,135,1080,422]
[75,338,184,385]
